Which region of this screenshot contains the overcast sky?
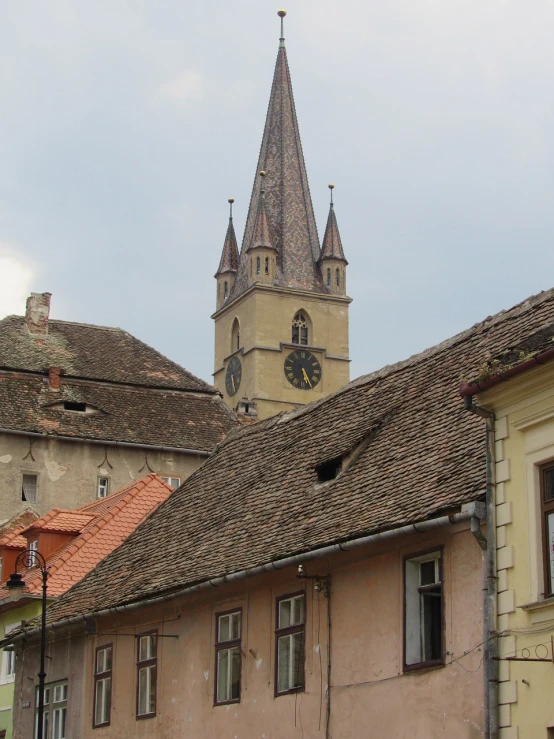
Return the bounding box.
[2,0,554,384]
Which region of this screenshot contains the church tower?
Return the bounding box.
[213,11,351,420]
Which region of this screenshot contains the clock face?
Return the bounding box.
[225,356,242,397]
[284,350,322,391]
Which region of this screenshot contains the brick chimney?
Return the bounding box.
[48,367,61,391]
[24,292,52,336]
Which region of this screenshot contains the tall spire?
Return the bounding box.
[231,10,323,299]
[215,198,240,276]
[320,185,347,263]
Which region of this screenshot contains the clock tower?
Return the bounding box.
[213,11,351,420]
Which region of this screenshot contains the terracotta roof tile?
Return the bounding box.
[43,287,554,624]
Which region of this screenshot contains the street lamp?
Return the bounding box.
[6,550,49,739]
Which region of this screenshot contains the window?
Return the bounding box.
[265,257,269,275]
[275,593,305,695]
[224,281,229,300]
[22,473,38,503]
[160,476,180,489]
[256,257,261,276]
[292,312,309,346]
[316,457,342,483]
[97,477,109,499]
[28,539,39,566]
[215,610,241,705]
[35,681,67,739]
[336,268,340,287]
[231,318,240,353]
[404,551,443,669]
[136,632,157,719]
[326,268,331,286]
[541,464,554,596]
[0,624,19,684]
[93,645,112,728]
[63,401,86,412]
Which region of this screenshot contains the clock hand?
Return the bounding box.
[302,368,312,388]
[232,376,236,392]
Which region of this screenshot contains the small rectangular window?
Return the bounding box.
[28,539,38,566]
[136,632,157,719]
[94,644,112,727]
[1,624,19,684]
[97,478,109,499]
[215,610,241,705]
[275,593,305,695]
[160,476,181,489]
[404,551,443,669]
[22,474,38,503]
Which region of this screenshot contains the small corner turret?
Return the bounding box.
[215,198,240,310]
[319,184,348,296]
[245,172,278,287]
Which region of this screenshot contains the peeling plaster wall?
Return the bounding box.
[14,524,484,738]
[0,432,206,517]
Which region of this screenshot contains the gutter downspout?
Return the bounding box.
[7,504,484,645]
[464,397,498,739]
[0,427,210,457]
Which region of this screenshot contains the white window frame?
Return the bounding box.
[136,632,157,719]
[215,610,241,705]
[404,550,443,669]
[35,681,67,739]
[0,622,20,684]
[160,476,180,489]
[275,593,305,695]
[97,477,110,499]
[93,644,112,727]
[22,473,38,503]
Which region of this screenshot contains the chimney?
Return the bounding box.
[24,292,52,337]
[48,367,61,391]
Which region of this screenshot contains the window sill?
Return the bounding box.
[403,660,445,674]
[275,686,305,698]
[0,677,15,685]
[518,597,554,613]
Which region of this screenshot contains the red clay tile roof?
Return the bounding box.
[0,475,172,599]
[0,509,39,546]
[0,373,237,450]
[41,287,554,624]
[28,511,96,535]
[0,316,213,392]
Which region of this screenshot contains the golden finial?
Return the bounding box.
[259,171,266,178]
[277,9,287,17]
[328,184,335,206]
[228,198,234,219]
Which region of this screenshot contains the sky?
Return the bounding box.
[1,0,554,384]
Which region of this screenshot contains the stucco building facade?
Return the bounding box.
[0,292,237,522]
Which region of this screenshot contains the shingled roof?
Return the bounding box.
[0,296,238,451]
[40,287,554,625]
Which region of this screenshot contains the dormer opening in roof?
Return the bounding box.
[319,184,348,296]
[246,172,278,287]
[215,198,240,310]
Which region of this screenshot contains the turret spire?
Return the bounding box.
[215,198,240,276]
[248,172,276,251]
[320,185,347,263]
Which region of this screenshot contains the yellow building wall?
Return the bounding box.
[213,285,350,418]
[479,363,554,739]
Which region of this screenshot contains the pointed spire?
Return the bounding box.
[247,172,276,251]
[215,198,240,276]
[320,185,348,263]
[230,11,323,298]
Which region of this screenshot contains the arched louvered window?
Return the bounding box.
[224,281,228,299]
[336,268,340,287]
[292,312,309,346]
[326,268,331,286]
[265,257,269,275]
[231,318,240,353]
[256,257,261,276]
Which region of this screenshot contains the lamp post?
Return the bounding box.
[6,549,49,739]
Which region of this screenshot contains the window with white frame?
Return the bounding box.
[35,681,67,739]
[28,539,39,566]
[97,477,109,499]
[93,644,112,728]
[215,610,241,704]
[136,632,157,719]
[0,623,20,684]
[404,551,443,668]
[275,593,305,695]
[22,473,38,503]
[160,476,180,489]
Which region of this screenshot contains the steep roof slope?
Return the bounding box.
[43,288,554,623]
[0,315,213,392]
[0,475,172,598]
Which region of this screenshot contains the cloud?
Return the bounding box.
[0,247,33,319]
[155,70,204,105]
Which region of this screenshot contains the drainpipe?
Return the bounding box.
[464,397,498,739]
